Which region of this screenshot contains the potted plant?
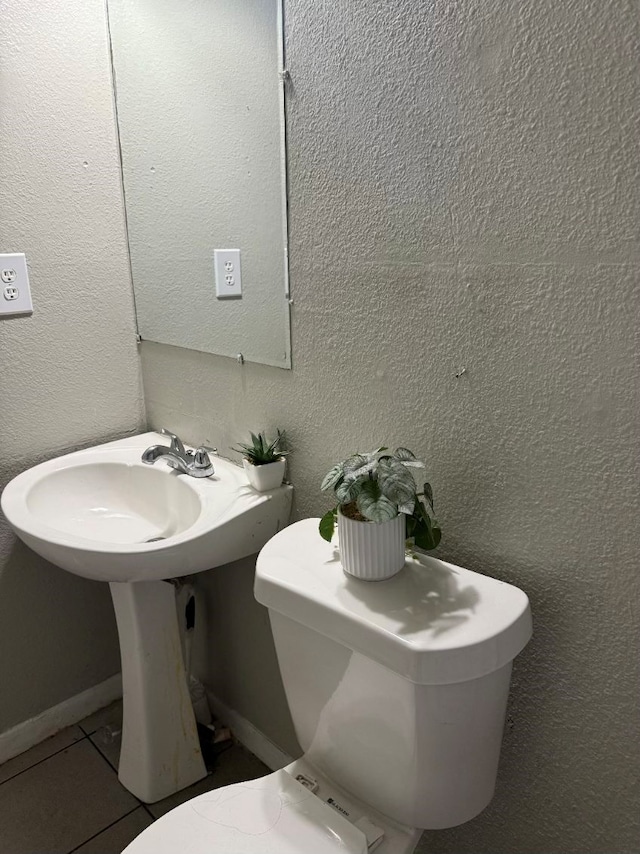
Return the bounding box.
[318,447,441,581]
[234,430,288,492]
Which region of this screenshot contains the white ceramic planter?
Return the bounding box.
[337,509,406,581]
[243,458,286,492]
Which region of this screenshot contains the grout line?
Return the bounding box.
[66,805,142,854]
[77,724,97,737]
[84,735,151,812]
[141,804,156,821]
[85,733,120,775]
[0,721,151,854]
[83,731,164,821]
[77,703,123,738]
[84,738,157,824]
[0,732,89,788]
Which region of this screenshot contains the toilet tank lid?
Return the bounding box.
[255,519,532,685]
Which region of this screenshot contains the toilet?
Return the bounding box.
[124,518,532,854]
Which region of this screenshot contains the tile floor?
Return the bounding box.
[0,701,269,854]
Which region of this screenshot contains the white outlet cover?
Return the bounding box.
[0,253,33,317]
[214,249,242,299]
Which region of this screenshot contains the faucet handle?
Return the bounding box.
[198,444,217,456]
[193,447,215,476]
[160,428,186,457]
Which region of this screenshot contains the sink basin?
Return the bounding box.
[1,431,292,582]
[1,431,293,803]
[25,463,202,543]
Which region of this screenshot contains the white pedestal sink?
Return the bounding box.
[1,432,293,803]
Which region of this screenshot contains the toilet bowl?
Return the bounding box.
[124,519,532,853]
[123,759,420,854]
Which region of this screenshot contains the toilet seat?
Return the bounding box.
[122,769,368,854]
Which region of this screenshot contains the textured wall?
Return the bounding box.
[0,0,145,732]
[141,0,639,851]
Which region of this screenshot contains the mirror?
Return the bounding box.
[107,0,291,368]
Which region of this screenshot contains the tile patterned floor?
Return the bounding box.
[0,701,269,854]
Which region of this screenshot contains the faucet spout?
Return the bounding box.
[142,444,173,464]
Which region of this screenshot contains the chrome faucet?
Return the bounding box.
[142,429,216,478]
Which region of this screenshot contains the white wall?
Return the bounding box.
[142,1,640,852]
[0,0,145,732]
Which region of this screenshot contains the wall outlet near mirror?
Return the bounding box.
[0,253,33,317]
[215,249,242,300]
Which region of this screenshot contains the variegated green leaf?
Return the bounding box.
[378,458,416,506]
[342,453,366,473]
[343,453,378,482]
[398,499,415,515]
[321,464,344,492]
[356,480,398,522]
[336,476,365,504]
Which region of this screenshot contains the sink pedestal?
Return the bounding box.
[109,581,207,803]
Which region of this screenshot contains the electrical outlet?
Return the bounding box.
[214,249,242,299]
[0,253,33,317]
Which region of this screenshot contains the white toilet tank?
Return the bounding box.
[255,519,532,831]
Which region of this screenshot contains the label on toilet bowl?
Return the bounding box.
[327,796,351,818]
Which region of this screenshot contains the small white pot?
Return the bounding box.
[243,458,286,492]
[337,508,406,581]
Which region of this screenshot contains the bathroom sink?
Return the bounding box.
[1,431,293,582]
[1,431,293,804]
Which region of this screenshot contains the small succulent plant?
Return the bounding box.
[319,447,441,551]
[233,430,288,466]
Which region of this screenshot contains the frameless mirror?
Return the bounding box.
[107,0,291,368]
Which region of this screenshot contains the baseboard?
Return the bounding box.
[0,673,123,766]
[206,691,294,771]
